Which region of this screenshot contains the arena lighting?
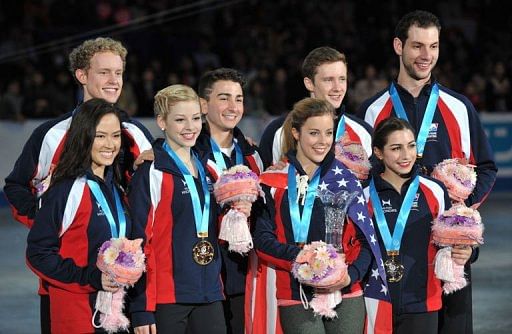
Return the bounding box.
[0,0,246,64]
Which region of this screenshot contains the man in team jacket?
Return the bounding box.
[357,10,497,334]
[195,68,265,334]
[3,37,153,334]
[259,46,373,169]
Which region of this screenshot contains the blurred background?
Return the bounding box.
[0,1,511,333]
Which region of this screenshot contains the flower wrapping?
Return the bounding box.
[93,238,146,333]
[214,165,264,255]
[432,204,484,294]
[292,241,348,318]
[431,158,476,201]
[334,134,371,180]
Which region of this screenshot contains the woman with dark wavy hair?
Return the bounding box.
[26,98,141,333]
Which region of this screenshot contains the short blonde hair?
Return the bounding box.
[154,84,200,119]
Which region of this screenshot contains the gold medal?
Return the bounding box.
[384,252,404,282]
[192,239,214,265]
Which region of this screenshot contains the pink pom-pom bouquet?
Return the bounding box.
[334,135,371,180]
[93,237,146,333]
[214,165,264,254]
[432,204,484,294]
[432,204,484,247]
[431,158,476,201]
[292,241,348,318]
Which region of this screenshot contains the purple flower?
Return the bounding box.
[99,240,112,253]
[115,251,135,267]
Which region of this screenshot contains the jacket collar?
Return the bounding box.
[285,150,335,178]
[153,138,208,176]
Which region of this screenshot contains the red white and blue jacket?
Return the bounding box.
[194,126,264,296]
[253,151,387,302]
[26,168,139,333]
[4,108,153,228]
[367,166,450,316]
[128,138,223,327]
[357,81,497,207]
[259,106,373,168]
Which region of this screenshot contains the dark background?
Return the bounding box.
[0,0,511,120]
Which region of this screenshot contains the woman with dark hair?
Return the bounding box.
[253,97,385,333]
[26,98,140,333]
[368,117,471,333]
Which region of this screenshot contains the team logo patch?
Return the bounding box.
[381,198,397,213]
[411,193,420,210]
[427,123,438,140]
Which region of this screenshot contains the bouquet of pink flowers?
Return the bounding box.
[292,241,348,318]
[214,165,264,255]
[432,204,484,294]
[334,134,371,180]
[431,158,476,202]
[93,238,146,333]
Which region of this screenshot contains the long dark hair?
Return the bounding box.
[51,98,123,185]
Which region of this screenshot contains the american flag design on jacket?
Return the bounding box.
[321,160,392,334]
[257,154,392,333]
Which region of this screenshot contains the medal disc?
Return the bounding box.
[192,240,214,265]
[384,256,404,282]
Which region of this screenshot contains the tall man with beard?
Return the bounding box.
[357,10,497,334]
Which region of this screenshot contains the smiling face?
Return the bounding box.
[304,61,347,109]
[201,80,244,134]
[75,51,124,103]
[292,114,334,170]
[374,128,417,179]
[157,100,202,152]
[395,25,439,83]
[91,113,122,178]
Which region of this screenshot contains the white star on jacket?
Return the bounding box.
[357,194,365,205]
[332,165,343,175]
[318,180,329,191]
[357,211,366,221]
[337,178,348,187]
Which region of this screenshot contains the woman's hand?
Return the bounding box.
[451,245,472,265]
[101,273,120,292]
[316,273,351,293]
[315,253,349,292]
[134,324,157,334]
[231,200,252,217]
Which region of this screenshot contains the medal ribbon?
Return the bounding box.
[210,137,243,171]
[287,164,321,243]
[389,82,439,156]
[87,180,126,238]
[369,176,419,252]
[163,142,210,237]
[335,114,346,141]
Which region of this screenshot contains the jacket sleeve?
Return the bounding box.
[252,186,301,271]
[345,217,373,286]
[127,162,156,327]
[26,184,102,293]
[465,103,497,207]
[4,128,45,228]
[258,116,285,169]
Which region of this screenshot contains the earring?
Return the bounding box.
[161,128,165,131]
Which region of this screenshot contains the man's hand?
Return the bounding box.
[265,160,286,171]
[134,149,155,170]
